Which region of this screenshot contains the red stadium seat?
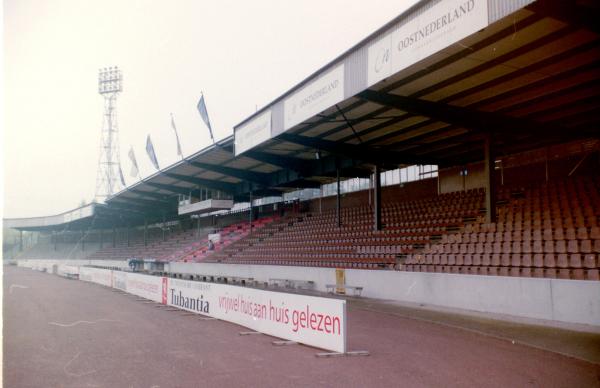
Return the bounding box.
[571,269,585,280]
[545,269,557,278]
[586,269,599,281]
[556,254,569,268]
[558,269,570,279]
[533,254,544,268]
[583,254,597,268]
[544,254,556,268]
[579,240,592,254]
[569,254,582,268]
[577,227,589,240]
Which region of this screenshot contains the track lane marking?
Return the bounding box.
[49,319,119,327]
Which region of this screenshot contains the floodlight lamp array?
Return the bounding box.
[98,66,123,94]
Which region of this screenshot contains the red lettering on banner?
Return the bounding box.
[317,313,324,331]
[324,315,332,333]
[290,305,341,335]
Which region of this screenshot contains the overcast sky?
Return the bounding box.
[3,0,417,218]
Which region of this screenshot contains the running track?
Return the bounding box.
[3,266,599,387]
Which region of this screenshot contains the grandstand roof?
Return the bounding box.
[7,0,600,230]
[4,203,106,231]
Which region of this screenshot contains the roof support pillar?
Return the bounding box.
[484,134,497,224]
[373,165,382,232]
[81,230,85,251]
[99,230,103,249]
[19,230,23,252]
[112,227,116,248]
[144,219,148,247]
[127,226,130,247]
[162,213,166,242]
[336,165,341,228]
[249,188,253,235]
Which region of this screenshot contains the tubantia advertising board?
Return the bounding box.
[166,278,347,353]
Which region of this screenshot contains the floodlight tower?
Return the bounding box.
[95,66,124,202]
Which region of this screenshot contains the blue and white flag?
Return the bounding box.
[197,94,214,143]
[146,135,160,170]
[171,113,183,157]
[128,147,139,177]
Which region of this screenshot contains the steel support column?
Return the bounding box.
[374,165,382,231]
[336,167,341,228]
[249,188,253,235]
[484,134,497,223]
[162,213,166,242]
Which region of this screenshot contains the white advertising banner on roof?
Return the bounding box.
[283,64,345,131]
[368,0,488,86]
[235,109,272,156]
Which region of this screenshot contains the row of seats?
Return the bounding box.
[404,264,599,280]
[444,226,600,243]
[427,240,599,255]
[411,253,598,269]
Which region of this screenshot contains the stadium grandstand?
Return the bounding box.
[5,0,600,331]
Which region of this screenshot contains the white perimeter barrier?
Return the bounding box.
[68,267,346,353]
[57,265,79,277]
[79,267,113,287]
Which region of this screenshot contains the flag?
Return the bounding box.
[146,135,160,170]
[128,147,139,177]
[197,93,214,143]
[118,164,126,187]
[171,113,183,157]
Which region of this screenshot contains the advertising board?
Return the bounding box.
[166,277,346,353]
[368,0,488,86]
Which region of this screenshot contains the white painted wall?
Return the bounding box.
[168,262,336,291]
[20,259,600,327]
[168,262,600,327]
[344,270,600,326]
[18,258,128,270]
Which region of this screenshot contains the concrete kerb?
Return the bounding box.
[315,350,370,358]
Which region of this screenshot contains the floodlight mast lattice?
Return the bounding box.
[95,66,124,202]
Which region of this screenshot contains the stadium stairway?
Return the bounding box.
[177,216,278,262]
